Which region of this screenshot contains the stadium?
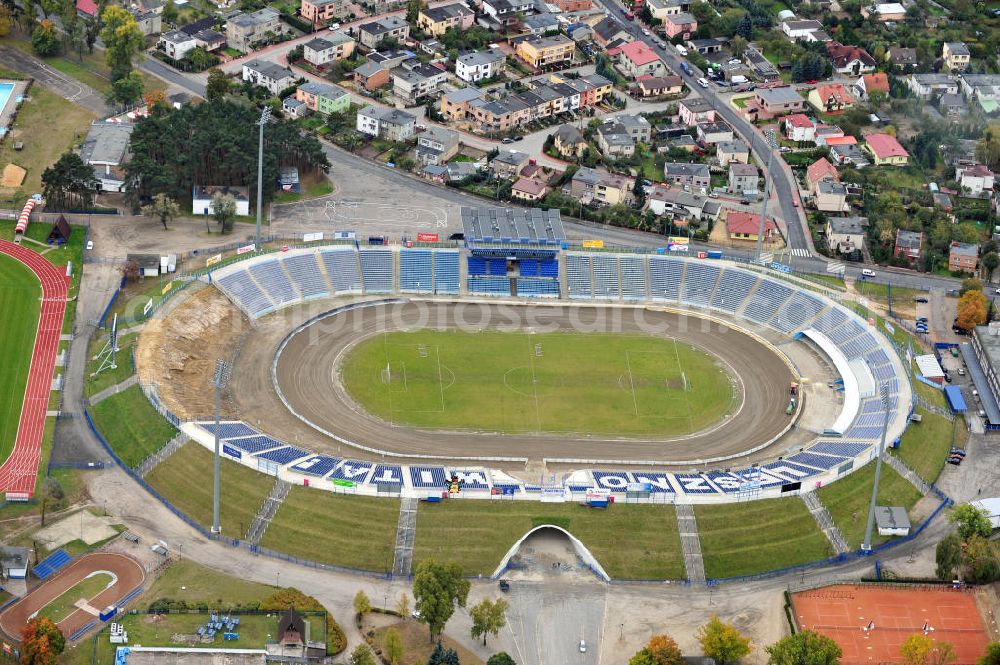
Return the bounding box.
[132,205,912,518]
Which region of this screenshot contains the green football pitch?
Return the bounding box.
[340,330,737,437]
[0,254,41,467]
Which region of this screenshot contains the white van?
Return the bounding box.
[675,44,688,56]
[697,77,709,88]
[861,268,876,277]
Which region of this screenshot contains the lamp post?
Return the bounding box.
[755,129,779,264]
[211,358,232,534]
[255,106,272,251]
[862,383,891,552]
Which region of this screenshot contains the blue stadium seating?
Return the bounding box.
[400,249,434,293]
[592,255,619,299]
[517,279,559,297]
[321,249,363,292]
[786,451,847,469]
[282,254,328,300]
[468,276,510,296]
[371,464,404,486]
[216,271,273,317]
[540,260,558,278]
[290,455,341,476]
[226,435,285,454]
[742,279,792,323]
[467,256,487,276]
[488,258,507,276]
[359,250,394,293]
[450,469,490,490]
[811,441,870,457]
[255,446,309,465]
[711,269,757,313]
[410,465,448,489]
[433,251,460,294]
[619,256,646,300]
[649,257,683,301]
[519,260,539,277]
[33,549,72,580]
[198,422,259,439]
[843,426,883,440]
[772,292,825,333]
[566,254,592,299]
[249,260,298,304]
[673,473,718,493]
[681,263,720,307]
[328,460,373,483]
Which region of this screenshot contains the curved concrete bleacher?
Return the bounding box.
[199,247,912,503]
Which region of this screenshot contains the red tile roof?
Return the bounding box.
[784,113,814,129]
[865,132,909,159]
[513,177,548,196]
[824,135,858,146]
[727,211,776,235]
[860,73,889,94]
[826,42,876,69]
[619,41,662,66]
[806,157,839,184]
[814,83,855,106]
[76,0,98,15]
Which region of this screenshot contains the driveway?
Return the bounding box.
[0,45,109,116]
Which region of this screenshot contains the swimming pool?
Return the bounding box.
[0,82,16,115]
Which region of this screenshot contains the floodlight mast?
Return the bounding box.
[211,358,232,534]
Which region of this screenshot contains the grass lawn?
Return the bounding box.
[146,443,273,538]
[817,461,923,550]
[84,332,137,398]
[272,174,334,203]
[39,572,113,623]
[142,558,276,608]
[0,85,94,206]
[368,617,484,665]
[341,331,737,437]
[261,487,399,572]
[912,370,948,410]
[413,500,684,579]
[0,253,41,471]
[88,384,177,468]
[0,467,87,522]
[695,498,833,579]
[104,274,182,325]
[854,281,925,319]
[805,273,846,290]
[890,408,956,484]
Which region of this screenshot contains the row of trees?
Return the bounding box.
[937,503,999,583]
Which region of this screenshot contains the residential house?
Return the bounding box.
[553,0,591,10]
[75,0,98,18]
[158,30,197,60]
[552,125,587,159]
[943,42,971,72]
[523,13,560,35]
[512,177,550,202]
[446,161,481,182]
[592,17,631,48]
[634,75,683,97]
[132,10,162,36]
[646,0,688,20]
[282,96,307,118]
[416,127,460,166]
[726,210,776,241]
[392,61,448,103]
[826,216,866,254]
[303,33,355,66]
[358,16,409,49]
[80,121,133,192]
[663,162,710,189]
[744,46,781,81]
[830,141,870,168]
[958,74,1000,114]
[815,180,848,212]
[826,42,876,75]
[491,150,531,179]
[956,163,995,197]
[356,105,416,141]
[570,167,633,206]
[662,12,697,39]
[853,72,888,101]
[566,23,594,42]
[300,0,350,26]
[418,3,474,36]
[806,157,839,193]
[814,124,846,146]
[907,73,958,99]
[752,86,807,118]
[596,122,635,157]
[949,241,979,273]
[808,83,855,113]
[865,133,908,166]
[192,186,250,217]
[456,48,506,83]
[354,61,391,90]
[717,140,749,164]
[678,97,715,126]
[295,81,350,115]
[669,135,697,152]
[616,41,667,79]
[515,35,575,69]
[481,0,535,24]
[781,19,824,41]
[862,2,905,20]
[242,60,296,95]
[887,47,918,70]
[440,87,485,120]
[192,29,225,51]
[226,8,281,53]
[894,229,922,262]
[616,115,652,142]
[461,74,610,132]
[939,93,968,117]
[686,37,724,55]
[728,163,759,196]
[783,113,816,142]
[696,121,733,144]
[645,186,712,221]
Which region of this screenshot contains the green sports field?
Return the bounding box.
[340,331,737,436]
[0,254,41,468]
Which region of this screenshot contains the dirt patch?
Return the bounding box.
[136,286,249,420]
[34,510,119,550]
[361,615,484,665]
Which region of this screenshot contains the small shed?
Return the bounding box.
[47,215,72,245]
[277,166,300,194]
[875,506,911,536]
[944,385,967,412]
[126,253,162,278]
[915,354,945,384]
[278,608,305,648]
[0,546,30,580]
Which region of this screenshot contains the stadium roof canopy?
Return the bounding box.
[461,207,565,246]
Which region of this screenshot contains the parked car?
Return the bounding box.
[917,316,929,323]
[501,137,514,144]
[697,77,709,88]
[862,268,876,277]
[914,297,929,303]
[328,22,340,30]
[958,367,966,376]
[499,579,510,592]
[579,641,587,653]
[779,146,793,153]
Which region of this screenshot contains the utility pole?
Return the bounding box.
[255,106,272,252]
[211,358,232,534]
[755,129,778,264]
[862,383,890,552]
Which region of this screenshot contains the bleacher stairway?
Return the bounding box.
[801,491,850,555]
[392,497,418,576]
[245,477,290,545]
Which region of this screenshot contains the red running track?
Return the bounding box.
[0,240,67,496]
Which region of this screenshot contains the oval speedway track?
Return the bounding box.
[271,301,795,463]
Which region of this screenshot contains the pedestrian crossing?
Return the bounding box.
[787,248,812,257]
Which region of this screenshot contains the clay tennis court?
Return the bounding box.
[791,584,990,664]
[0,553,145,642]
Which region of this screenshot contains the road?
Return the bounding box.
[0,45,110,116]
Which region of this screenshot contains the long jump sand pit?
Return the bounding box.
[791,584,990,664]
[0,553,145,642]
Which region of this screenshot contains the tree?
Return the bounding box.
[731,35,748,58]
[428,642,461,665]
[963,535,1000,583]
[210,192,238,234]
[206,68,230,101]
[698,616,752,665]
[141,193,180,230]
[935,532,962,580]
[488,653,516,665]
[37,477,64,526]
[405,0,423,24]
[900,634,956,665]
[977,123,1000,172]
[353,590,372,615]
[961,277,983,295]
[31,19,60,56]
[983,252,999,281]
[470,598,508,646]
[100,5,145,81]
[632,176,646,208]
[20,617,65,665]
[108,71,144,106]
[396,593,411,618]
[144,89,167,109]
[0,5,12,37]
[980,642,1000,665]
[957,290,988,331]
[951,503,993,541]
[120,260,141,282]
[412,559,470,640]
[765,630,841,665]
[630,635,684,665]
[68,17,87,60]
[735,13,753,39]
[162,0,179,23]
[41,151,99,211]
[383,628,404,665]
[349,644,377,665]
